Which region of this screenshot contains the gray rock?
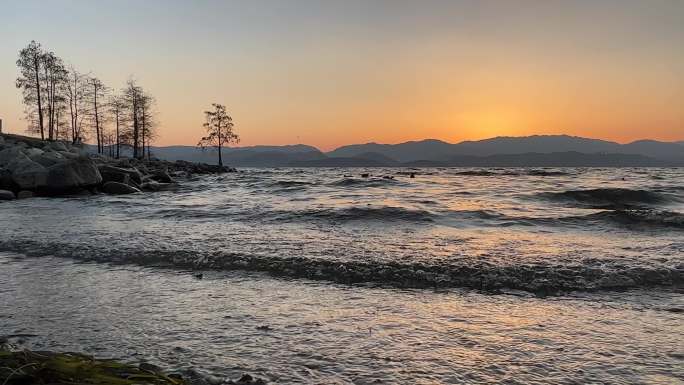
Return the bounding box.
[30,151,65,167]
[23,147,44,158]
[150,170,173,183]
[45,157,102,191]
[0,147,25,168]
[16,190,34,199]
[45,141,68,152]
[0,189,15,201]
[98,165,143,185]
[141,181,176,192]
[102,181,141,195]
[10,157,48,190]
[58,151,80,160]
[0,168,13,190]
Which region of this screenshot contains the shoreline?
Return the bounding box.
[0,133,235,200]
[0,348,265,385]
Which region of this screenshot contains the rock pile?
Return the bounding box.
[0,133,235,200]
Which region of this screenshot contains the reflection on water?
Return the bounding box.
[0,167,683,382]
[0,167,681,291]
[1,254,682,384]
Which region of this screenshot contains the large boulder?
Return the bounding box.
[23,147,44,158]
[0,147,25,168]
[45,141,68,152]
[9,157,48,190]
[98,165,143,185]
[0,168,13,190]
[45,157,102,191]
[102,181,141,195]
[30,151,65,167]
[58,151,80,160]
[150,170,173,183]
[0,189,15,200]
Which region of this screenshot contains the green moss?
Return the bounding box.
[0,349,185,385]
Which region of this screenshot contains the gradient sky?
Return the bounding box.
[1,0,682,150]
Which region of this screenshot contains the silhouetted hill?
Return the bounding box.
[92,135,683,167]
[328,139,454,162]
[326,135,684,164]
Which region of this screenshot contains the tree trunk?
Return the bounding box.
[218,122,223,167]
[115,111,120,159]
[94,84,101,154]
[33,55,44,140]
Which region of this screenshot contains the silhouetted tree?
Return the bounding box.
[108,94,126,158]
[41,51,68,140]
[86,76,108,153]
[140,93,157,160]
[16,41,46,139]
[197,103,238,166]
[122,79,144,158]
[65,66,87,144]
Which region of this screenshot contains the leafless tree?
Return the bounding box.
[16,41,46,139]
[65,66,88,144]
[86,76,109,153]
[198,103,239,166]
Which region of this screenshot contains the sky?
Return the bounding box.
[0,0,683,150]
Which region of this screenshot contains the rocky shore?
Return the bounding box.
[0,348,266,385]
[0,133,235,200]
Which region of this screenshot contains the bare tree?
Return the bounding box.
[140,93,157,160]
[86,76,108,153]
[122,79,144,158]
[16,41,46,139]
[42,51,68,140]
[65,66,87,144]
[197,103,239,167]
[108,94,127,158]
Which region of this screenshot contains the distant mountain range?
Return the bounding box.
[111,135,684,167]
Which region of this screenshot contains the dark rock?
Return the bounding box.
[0,189,15,201]
[30,151,65,167]
[100,169,131,185]
[229,374,267,385]
[150,170,173,183]
[0,147,26,168]
[139,362,163,373]
[17,190,35,199]
[98,165,143,185]
[9,157,48,190]
[44,141,68,152]
[0,168,13,190]
[24,147,43,158]
[141,181,176,192]
[45,157,103,191]
[102,181,141,195]
[361,173,370,178]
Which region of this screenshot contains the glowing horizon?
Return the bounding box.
[1,0,683,152]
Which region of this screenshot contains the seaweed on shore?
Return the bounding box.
[0,349,185,385]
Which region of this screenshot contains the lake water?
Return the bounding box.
[1,167,683,383]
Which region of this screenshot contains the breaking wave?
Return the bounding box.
[329,178,401,187]
[272,206,435,223]
[0,239,680,294]
[537,188,676,209]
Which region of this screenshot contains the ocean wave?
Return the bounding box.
[277,206,435,223]
[537,188,675,209]
[0,240,680,294]
[581,210,684,229]
[452,169,570,177]
[329,178,401,188]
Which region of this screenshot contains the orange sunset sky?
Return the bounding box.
[1,0,682,151]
